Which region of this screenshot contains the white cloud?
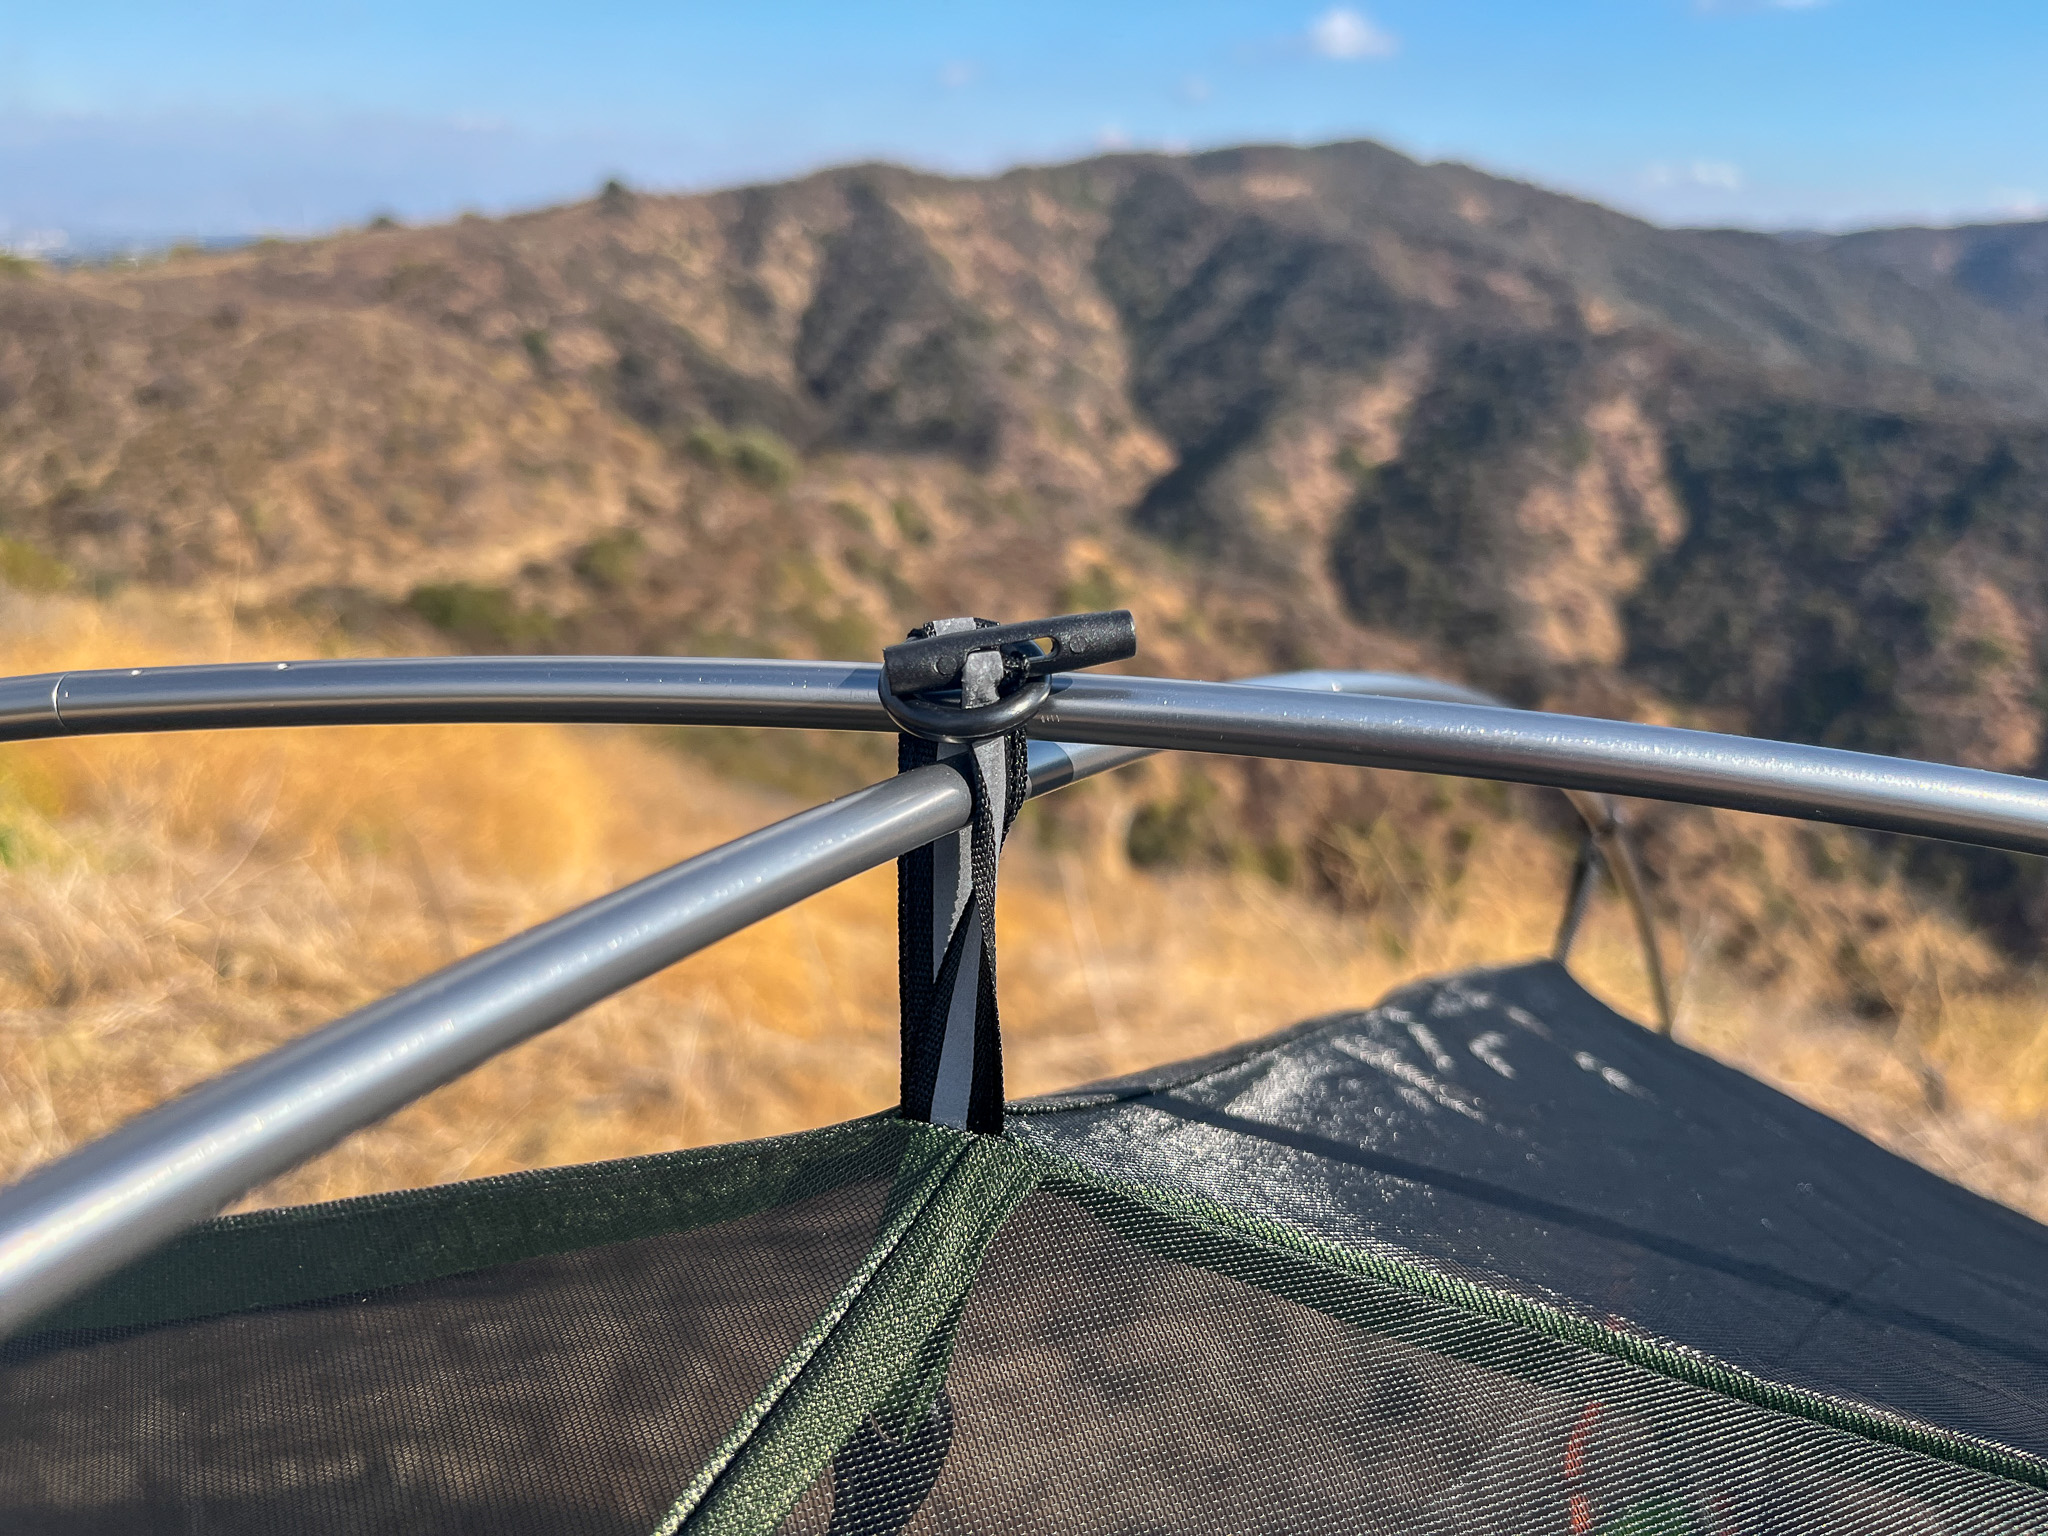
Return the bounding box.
[0,226,68,257]
[1308,7,1398,60]
[937,60,979,90]
[1645,159,1744,192]
[1992,188,2047,219]
[1096,122,1131,152]
[1178,73,1213,104]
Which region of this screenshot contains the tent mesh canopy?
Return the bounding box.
[3,962,2045,1534]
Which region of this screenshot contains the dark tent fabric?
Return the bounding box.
[1011,961,2048,1461]
[3,963,2046,1534]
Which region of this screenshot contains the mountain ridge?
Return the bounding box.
[7,137,2048,953]
[1813,217,2048,338]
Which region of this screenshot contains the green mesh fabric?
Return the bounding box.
[776,1172,2048,1534]
[5,977,2047,1535]
[0,1119,916,1534]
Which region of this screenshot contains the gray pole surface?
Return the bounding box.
[7,656,2042,856]
[0,766,972,1338]
[0,657,888,741]
[1029,675,2048,858]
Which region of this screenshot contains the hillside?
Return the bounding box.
[1817,217,2048,337]
[6,138,2048,978]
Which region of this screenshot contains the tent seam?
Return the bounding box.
[649,1131,973,1536]
[1013,1141,2048,1493]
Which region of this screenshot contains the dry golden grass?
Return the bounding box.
[0,591,2043,1223]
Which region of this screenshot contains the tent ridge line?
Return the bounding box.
[1015,1144,2048,1493]
[649,1132,968,1535]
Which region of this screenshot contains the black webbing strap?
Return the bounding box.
[895,618,1029,1136]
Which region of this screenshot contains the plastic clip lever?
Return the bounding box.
[877,609,1138,742]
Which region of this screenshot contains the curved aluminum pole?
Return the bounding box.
[0,656,888,741]
[1028,675,2048,858]
[0,766,975,1339]
[16,656,2026,852]
[1251,674,1674,1033]
[12,655,2048,859]
[0,657,1507,743]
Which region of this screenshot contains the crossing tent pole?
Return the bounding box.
[0,710,1237,1339]
[1243,674,1675,1034]
[1027,675,2048,857]
[2,660,1675,1025]
[0,660,1663,968]
[0,767,973,1340]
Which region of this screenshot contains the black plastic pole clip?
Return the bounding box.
[877,609,1138,742]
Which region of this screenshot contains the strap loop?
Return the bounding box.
[889,610,1138,1136]
[894,618,1026,1134]
[877,668,1049,743]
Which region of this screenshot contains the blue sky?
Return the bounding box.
[3,2,2043,251]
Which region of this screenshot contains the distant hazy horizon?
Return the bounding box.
[5,1,2044,254]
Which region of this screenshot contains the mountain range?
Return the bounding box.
[6,138,2048,952]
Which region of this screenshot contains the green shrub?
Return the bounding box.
[684,423,799,490]
[890,497,933,545]
[1126,774,1220,869]
[1127,799,1202,868]
[572,528,644,591]
[0,537,72,593]
[1057,563,1122,613]
[798,605,878,660]
[406,583,556,649]
[828,500,874,537]
[729,428,796,489]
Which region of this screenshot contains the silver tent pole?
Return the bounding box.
[0,657,1502,743]
[0,685,1273,1338]
[11,657,2040,854]
[0,657,891,741]
[1027,675,2048,857]
[0,766,974,1339]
